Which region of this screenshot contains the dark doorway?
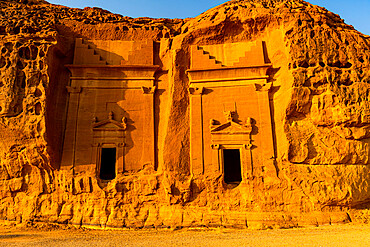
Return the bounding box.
[223,149,242,184]
[100,148,116,180]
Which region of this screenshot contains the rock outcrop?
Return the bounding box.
[1,0,370,228]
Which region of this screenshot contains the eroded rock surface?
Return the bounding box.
[1,0,370,228]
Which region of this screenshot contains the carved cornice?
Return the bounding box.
[92,143,126,147]
[66,64,161,70]
[65,64,160,79]
[187,65,271,86]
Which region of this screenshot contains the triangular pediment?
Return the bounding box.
[211,121,252,134]
[92,119,126,130]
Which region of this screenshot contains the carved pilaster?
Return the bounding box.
[254,81,277,180]
[189,86,205,176]
[210,144,221,173]
[242,147,253,179]
[61,86,83,169]
[116,143,125,174]
[140,85,156,169]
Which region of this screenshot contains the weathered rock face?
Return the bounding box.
[1,0,370,228]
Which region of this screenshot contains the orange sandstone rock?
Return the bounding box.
[0,0,369,228]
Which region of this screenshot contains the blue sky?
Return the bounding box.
[48,0,370,35]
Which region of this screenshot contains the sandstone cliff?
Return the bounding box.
[1,0,370,228]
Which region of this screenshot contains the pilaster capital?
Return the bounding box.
[66,86,82,94]
[117,143,126,147]
[243,143,253,150]
[188,86,204,95]
[141,86,156,94]
[210,144,220,150]
[254,82,272,92]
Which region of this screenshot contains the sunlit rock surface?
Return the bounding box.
[1,0,370,228]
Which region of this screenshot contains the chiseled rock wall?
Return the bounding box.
[0,0,370,228]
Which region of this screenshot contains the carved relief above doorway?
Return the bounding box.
[210,111,254,183]
[91,111,126,180]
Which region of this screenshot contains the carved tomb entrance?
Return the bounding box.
[187,41,277,184]
[61,39,159,179]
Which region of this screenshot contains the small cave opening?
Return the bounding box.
[35,102,41,115]
[34,88,42,97]
[100,148,116,180]
[223,149,242,184]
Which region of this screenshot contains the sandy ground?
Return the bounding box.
[0,223,370,247]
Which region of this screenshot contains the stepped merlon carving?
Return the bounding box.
[188,41,271,84]
[123,39,154,65]
[73,38,107,65]
[190,41,269,71]
[73,38,154,66]
[191,45,224,69]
